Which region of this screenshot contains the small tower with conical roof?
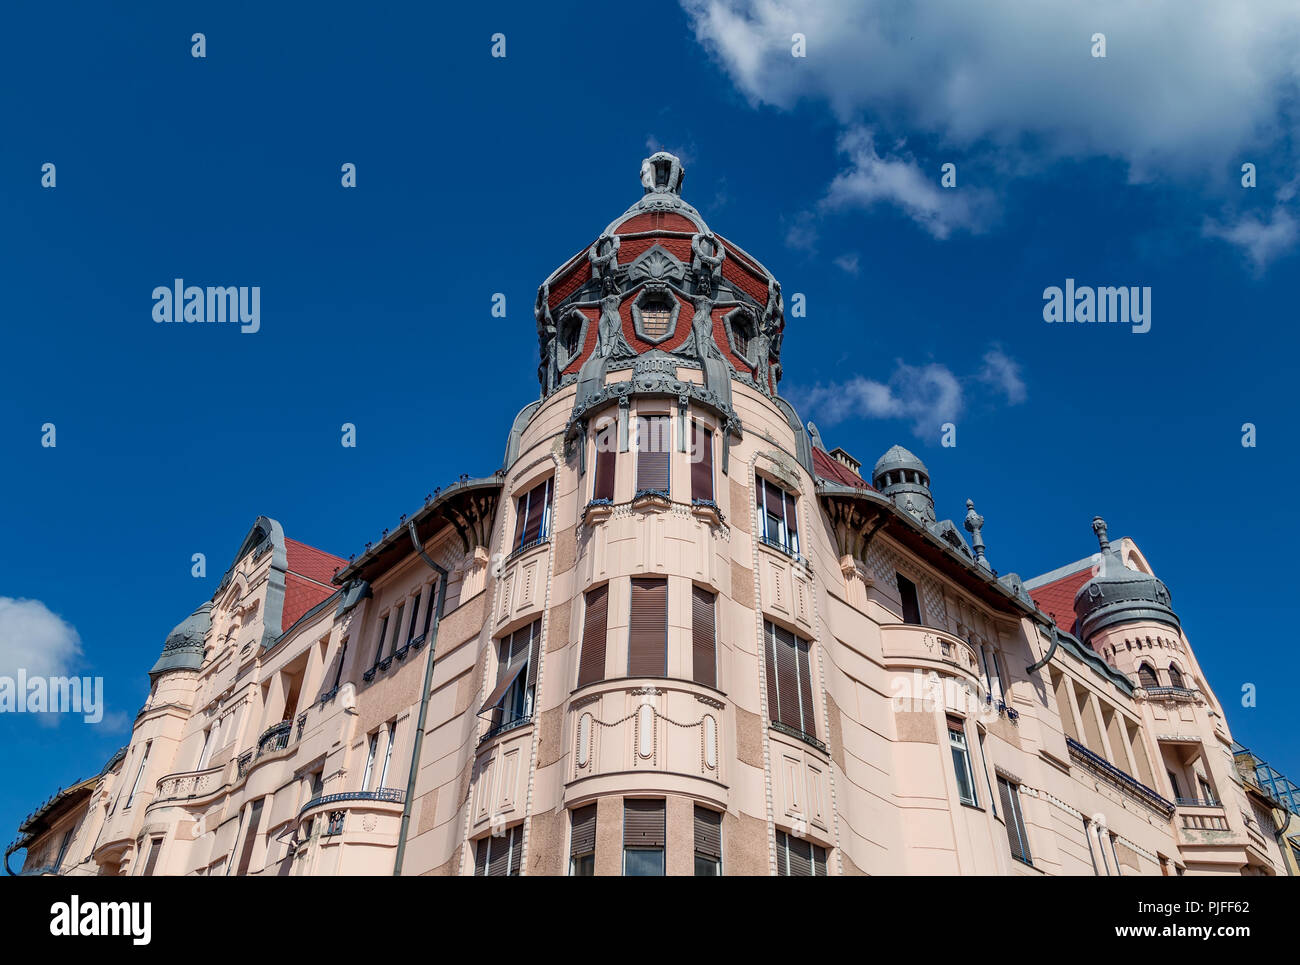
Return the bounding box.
[871,444,935,524]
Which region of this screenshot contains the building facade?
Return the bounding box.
[8,153,1292,877]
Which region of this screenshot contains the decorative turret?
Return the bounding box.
[535,153,788,444]
[148,602,212,679]
[964,498,990,570]
[1073,517,1178,643]
[871,445,935,524]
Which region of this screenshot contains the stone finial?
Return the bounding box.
[1092,516,1110,552]
[640,152,685,195]
[964,498,989,568]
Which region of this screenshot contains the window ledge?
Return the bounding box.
[769,720,828,754]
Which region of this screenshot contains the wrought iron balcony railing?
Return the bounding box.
[298,787,406,816]
[1175,796,1222,808]
[479,712,534,745]
[256,720,294,759]
[1066,737,1175,818]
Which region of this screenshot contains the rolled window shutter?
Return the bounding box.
[525,620,539,691]
[628,577,667,678]
[593,423,616,501]
[570,804,597,858]
[577,585,609,687]
[509,825,523,875]
[764,623,781,726]
[774,625,801,731]
[764,480,784,527]
[624,800,666,849]
[488,833,511,877]
[775,831,790,876]
[693,806,722,859]
[784,489,798,540]
[475,837,489,876]
[999,777,1031,863]
[637,415,670,492]
[691,585,717,688]
[786,833,812,877]
[797,638,816,737]
[691,423,714,502]
[812,844,827,876]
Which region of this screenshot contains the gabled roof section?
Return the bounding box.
[282,538,347,632]
[812,446,872,490]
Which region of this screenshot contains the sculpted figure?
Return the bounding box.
[535,283,558,394]
[691,232,724,296]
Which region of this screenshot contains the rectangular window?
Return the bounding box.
[374,615,390,665]
[422,583,438,636]
[774,829,827,876]
[514,478,553,551]
[362,732,378,790]
[896,573,922,625]
[125,741,151,810]
[593,419,616,502]
[998,777,1032,865]
[694,805,722,876]
[480,621,539,728]
[234,799,263,876]
[389,603,405,654]
[691,585,717,689]
[1167,770,1184,800]
[577,585,609,687]
[474,826,522,876]
[755,476,799,555]
[569,804,597,876]
[948,717,977,806]
[54,829,74,871]
[330,639,348,693]
[407,592,421,642]
[764,622,816,739]
[197,726,215,770]
[378,720,396,788]
[690,422,714,503]
[623,800,666,876]
[141,837,163,877]
[628,577,668,678]
[635,414,671,494]
[1198,777,1216,805]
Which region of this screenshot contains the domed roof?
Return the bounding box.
[1073,518,1178,642]
[148,602,213,678]
[872,444,929,481]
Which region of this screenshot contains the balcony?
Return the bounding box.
[298,788,406,817]
[153,765,228,806]
[879,623,982,683]
[1066,737,1175,818]
[478,712,534,746]
[297,788,407,848]
[256,720,293,759]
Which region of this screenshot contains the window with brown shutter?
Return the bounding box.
[577,584,609,687]
[635,414,671,494]
[690,421,714,503]
[514,478,553,551]
[479,620,539,729]
[1137,663,1158,688]
[765,622,815,739]
[691,585,717,689]
[234,799,263,876]
[623,799,665,876]
[592,419,616,502]
[628,577,667,677]
[694,805,722,876]
[998,776,1032,865]
[569,804,597,876]
[477,825,522,877]
[775,829,827,876]
[756,475,799,555]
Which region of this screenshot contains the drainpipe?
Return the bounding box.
[393,520,449,877]
[1026,623,1060,675]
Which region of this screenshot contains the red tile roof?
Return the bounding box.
[1027,567,1093,631]
[812,447,873,490]
[281,538,347,632]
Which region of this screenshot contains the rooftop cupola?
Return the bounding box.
[871,444,935,524]
[1073,517,1179,643]
[148,602,213,679]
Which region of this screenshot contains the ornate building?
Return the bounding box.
[9,154,1293,877]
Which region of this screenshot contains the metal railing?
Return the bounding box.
[479,713,534,745]
[770,719,828,754]
[298,787,406,816]
[1175,796,1222,808]
[1065,737,1175,818]
[256,720,293,759]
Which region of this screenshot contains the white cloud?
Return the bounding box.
[683,0,1300,260]
[1203,180,1300,273]
[821,127,996,238]
[0,597,82,679]
[977,347,1027,405]
[801,360,964,438]
[799,346,1025,438]
[832,252,860,274]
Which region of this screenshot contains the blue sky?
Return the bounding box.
[2,1,1298,851]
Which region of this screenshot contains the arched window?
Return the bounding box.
[1138,663,1159,689]
[1167,663,1185,689]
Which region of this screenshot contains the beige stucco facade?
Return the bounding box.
[10,154,1293,878]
